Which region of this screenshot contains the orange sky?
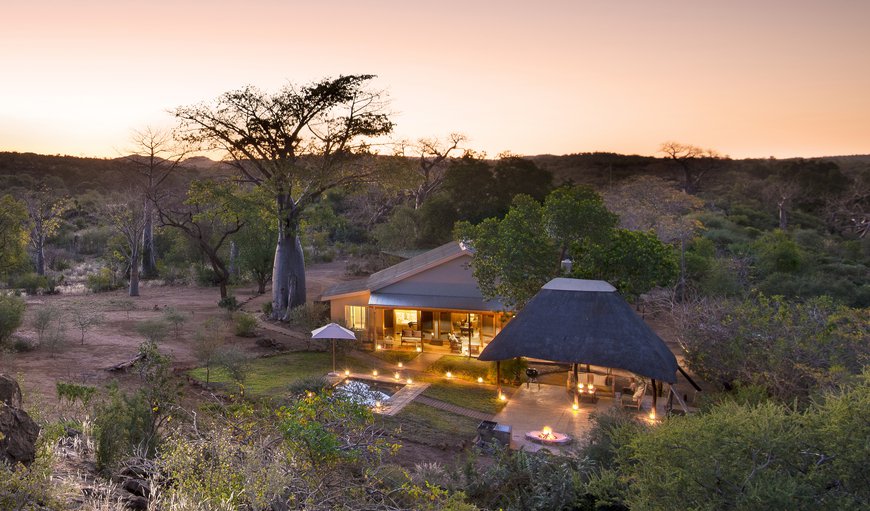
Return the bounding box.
[2,1,868,159]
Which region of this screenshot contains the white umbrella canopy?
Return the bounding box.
[311,323,357,340]
[312,323,357,374]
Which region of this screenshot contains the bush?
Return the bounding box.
[285,302,329,331]
[286,375,331,396]
[261,301,273,316]
[94,385,153,472]
[233,312,257,337]
[9,272,48,295]
[218,295,240,311]
[0,294,26,343]
[86,267,118,292]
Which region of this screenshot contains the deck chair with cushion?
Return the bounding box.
[621,383,646,411]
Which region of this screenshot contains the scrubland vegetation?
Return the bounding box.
[0,77,867,510]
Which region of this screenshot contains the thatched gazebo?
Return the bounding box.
[478,278,679,410]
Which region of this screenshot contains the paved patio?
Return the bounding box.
[492,383,665,453]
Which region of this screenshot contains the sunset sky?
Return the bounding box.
[2,0,868,159]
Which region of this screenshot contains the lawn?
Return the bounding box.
[428,355,494,382]
[422,380,507,415]
[189,351,383,396]
[369,349,421,365]
[380,402,480,448]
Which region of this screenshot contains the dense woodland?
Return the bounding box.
[0,78,868,510]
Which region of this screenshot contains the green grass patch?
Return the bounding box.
[368,350,420,365]
[188,351,375,396]
[422,381,506,415]
[428,355,494,382]
[380,402,480,448]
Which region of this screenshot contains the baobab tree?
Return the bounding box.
[660,141,724,194]
[173,75,393,316]
[124,127,186,278]
[21,182,70,275]
[104,192,148,296]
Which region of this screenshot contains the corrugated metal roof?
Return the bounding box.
[478,278,678,383]
[369,292,505,311]
[322,241,470,299]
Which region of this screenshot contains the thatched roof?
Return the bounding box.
[478,278,679,383]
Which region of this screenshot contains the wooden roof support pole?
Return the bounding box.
[573,363,580,409]
[496,360,502,398]
[651,379,658,413]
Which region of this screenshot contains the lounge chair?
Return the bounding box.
[621,384,646,410]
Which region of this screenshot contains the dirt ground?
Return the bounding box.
[1,260,357,408]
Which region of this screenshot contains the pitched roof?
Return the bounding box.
[321,241,470,300]
[478,278,679,383]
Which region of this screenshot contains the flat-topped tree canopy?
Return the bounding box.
[478,278,679,383]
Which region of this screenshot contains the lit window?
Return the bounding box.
[345,306,366,330]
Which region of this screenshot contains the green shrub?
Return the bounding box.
[233,312,257,337]
[286,375,330,396]
[285,302,329,331]
[0,294,26,343]
[261,301,273,316]
[94,386,153,472]
[9,272,48,294]
[218,295,240,311]
[86,267,118,292]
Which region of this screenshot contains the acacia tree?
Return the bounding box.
[21,182,71,275]
[124,127,186,278]
[105,192,148,296]
[154,179,251,299]
[173,75,393,317]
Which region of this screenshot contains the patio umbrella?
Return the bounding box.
[311,323,357,374]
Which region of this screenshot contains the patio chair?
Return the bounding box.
[621,383,646,411]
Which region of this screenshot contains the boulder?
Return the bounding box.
[0,373,23,408]
[0,406,40,466]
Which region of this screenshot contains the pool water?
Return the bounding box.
[336,379,405,407]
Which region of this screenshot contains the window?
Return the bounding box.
[345,306,366,330]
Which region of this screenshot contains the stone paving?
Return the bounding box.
[491,383,664,453]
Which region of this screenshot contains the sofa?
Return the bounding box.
[400,329,422,345]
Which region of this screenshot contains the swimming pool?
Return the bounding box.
[336,378,405,407]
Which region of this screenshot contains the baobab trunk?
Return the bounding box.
[34,234,45,276]
[141,203,158,278]
[272,195,306,318]
[129,247,140,297]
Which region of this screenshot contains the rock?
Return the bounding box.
[0,406,40,466]
[122,478,150,498]
[120,464,151,479]
[0,373,23,408]
[124,495,149,511]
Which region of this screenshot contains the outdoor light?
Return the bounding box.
[578,385,584,393]
[376,344,383,350]
[344,369,350,376]
[394,372,400,380]
[306,391,314,398]
[372,369,378,376]
[446,371,453,379]
[397,362,403,368]
[572,403,579,411]
[587,383,593,391]
[416,346,422,352]
[649,409,657,421]
[406,377,413,384]
[541,426,553,437]
[477,377,484,383]
[498,393,507,401]
[374,400,381,409]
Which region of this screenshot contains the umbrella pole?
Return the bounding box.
[573,363,579,409]
[332,339,336,374]
[651,379,658,413]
